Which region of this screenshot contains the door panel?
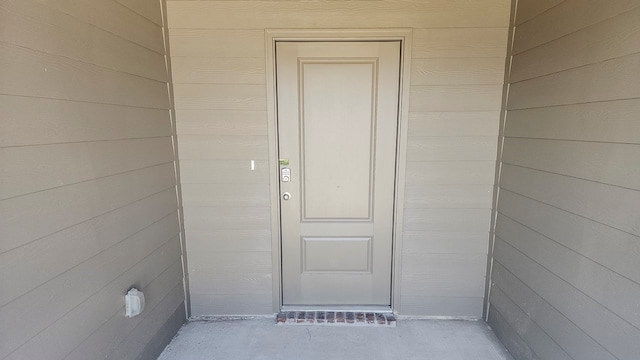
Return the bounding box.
[301,60,375,220]
[277,41,401,306]
[302,237,371,272]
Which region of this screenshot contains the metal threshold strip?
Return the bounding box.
[280,305,392,313]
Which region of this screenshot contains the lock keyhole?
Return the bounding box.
[281,167,291,182]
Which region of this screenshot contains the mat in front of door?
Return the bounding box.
[276,311,396,327]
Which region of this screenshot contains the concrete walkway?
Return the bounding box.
[157,318,513,360]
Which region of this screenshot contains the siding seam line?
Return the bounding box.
[108,0,164,28]
[512,0,566,28]
[0,93,171,111]
[492,255,622,360]
[495,237,640,334]
[0,185,177,256]
[2,237,182,359]
[0,160,176,202]
[500,161,640,193]
[512,4,640,56]
[0,40,168,84]
[0,213,180,308]
[490,286,571,360]
[38,0,165,55]
[105,281,185,360]
[63,259,184,360]
[487,302,542,360]
[509,49,640,85]
[507,95,640,112]
[503,135,640,146]
[497,187,640,238]
[111,0,163,26]
[496,211,640,287]
[0,136,173,149]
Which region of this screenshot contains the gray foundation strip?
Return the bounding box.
[276,311,397,327]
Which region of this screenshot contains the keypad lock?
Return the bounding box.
[281,167,291,182]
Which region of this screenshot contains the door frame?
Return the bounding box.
[265,29,413,314]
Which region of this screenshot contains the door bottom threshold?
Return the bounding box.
[280,305,392,313]
[276,311,396,327]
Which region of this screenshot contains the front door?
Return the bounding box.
[276,41,401,306]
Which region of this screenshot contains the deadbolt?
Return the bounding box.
[282,192,291,200]
[281,167,291,182]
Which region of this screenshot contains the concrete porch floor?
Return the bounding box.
[157,318,514,360]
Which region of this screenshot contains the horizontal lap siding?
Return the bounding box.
[489,1,640,359]
[170,18,268,304]
[404,26,506,316]
[0,1,183,360]
[167,0,510,316]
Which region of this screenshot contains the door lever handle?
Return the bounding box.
[282,192,291,200]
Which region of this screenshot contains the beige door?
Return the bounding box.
[277,41,401,306]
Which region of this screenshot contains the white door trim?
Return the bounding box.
[265,29,413,314]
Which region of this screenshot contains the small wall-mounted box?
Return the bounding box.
[125,288,145,318]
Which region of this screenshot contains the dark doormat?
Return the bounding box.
[276,311,396,327]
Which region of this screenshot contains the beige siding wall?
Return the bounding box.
[167,0,511,316]
[0,1,184,359]
[489,1,640,359]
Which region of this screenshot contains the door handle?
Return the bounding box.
[282,192,291,200]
